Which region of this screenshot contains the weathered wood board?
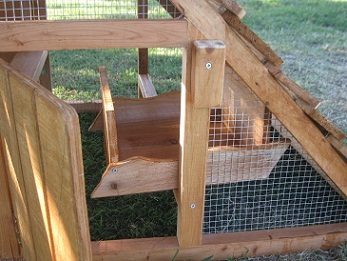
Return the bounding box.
[0,58,92,260]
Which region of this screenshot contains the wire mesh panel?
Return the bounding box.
[203,66,347,234]
[0,0,179,20]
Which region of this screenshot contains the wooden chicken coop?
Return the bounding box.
[0,0,347,260]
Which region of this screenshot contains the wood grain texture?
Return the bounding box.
[0,133,20,259]
[10,51,48,82]
[9,71,54,260]
[91,157,178,198]
[91,223,347,260]
[0,20,188,51]
[0,59,92,260]
[192,40,225,108]
[0,63,36,260]
[138,74,157,98]
[174,0,347,197]
[177,39,225,247]
[99,66,119,164]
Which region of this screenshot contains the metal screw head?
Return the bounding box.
[190,204,196,209]
[112,168,117,173]
[205,62,212,69]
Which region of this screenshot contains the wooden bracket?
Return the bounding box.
[191,40,226,108]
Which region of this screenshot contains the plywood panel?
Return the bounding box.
[9,72,53,260]
[0,134,20,258]
[0,58,92,260]
[0,62,36,260]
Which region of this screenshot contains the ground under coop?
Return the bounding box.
[0,0,347,260]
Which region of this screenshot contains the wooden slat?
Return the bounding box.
[10,51,48,82]
[0,133,20,259]
[177,39,225,247]
[92,223,347,260]
[138,74,158,98]
[9,71,54,260]
[222,10,283,68]
[35,84,92,260]
[0,64,36,260]
[99,67,119,164]
[267,65,321,108]
[172,0,347,197]
[0,20,188,51]
[0,59,92,260]
[91,157,178,198]
[327,136,347,160]
[89,91,180,131]
[207,0,246,19]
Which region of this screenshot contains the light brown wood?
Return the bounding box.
[327,136,347,160]
[222,10,283,68]
[0,63,37,260]
[10,51,48,82]
[99,67,119,164]
[223,66,271,145]
[208,0,246,19]
[91,223,347,260]
[138,74,158,98]
[0,59,92,260]
[0,134,20,259]
[89,91,181,131]
[207,140,289,183]
[91,157,178,198]
[192,40,225,108]
[177,39,225,247]
[0,20,188,52]
[90,139,289,197]
[9,71,54,260]
[174,0,347,197]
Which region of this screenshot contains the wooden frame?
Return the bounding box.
[1,1,347,260]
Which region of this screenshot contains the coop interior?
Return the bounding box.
[0,0,347,260]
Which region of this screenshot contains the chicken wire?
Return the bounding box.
[203,67,347,234]
[0,0,180,21]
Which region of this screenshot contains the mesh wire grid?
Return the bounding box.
[203,66,347,234]
[0,0,180,21]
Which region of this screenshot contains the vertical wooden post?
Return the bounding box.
[177,40,225,247]
[138,0,149,98]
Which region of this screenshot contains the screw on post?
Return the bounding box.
[205,62,212,69]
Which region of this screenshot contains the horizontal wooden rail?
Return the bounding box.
[0,19,188,51]
[91,223,347,260]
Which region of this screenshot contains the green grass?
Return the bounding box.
[48,0,347,258]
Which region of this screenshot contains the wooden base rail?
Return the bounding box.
[91,223,347,260]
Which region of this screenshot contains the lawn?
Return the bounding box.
[48,0,347,259]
